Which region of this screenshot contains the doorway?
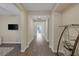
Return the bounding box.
[35,21,44,41]
[33,19,48,42]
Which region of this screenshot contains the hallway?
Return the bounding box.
[19,36,55,56]
[20,33,55,56]
[0,3,79,56]
[17,29,64,56]
[26,40,53,55]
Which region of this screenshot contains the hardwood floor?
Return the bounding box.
[0,37,64,56]
[0,44,21,56]
[18,36,56,56]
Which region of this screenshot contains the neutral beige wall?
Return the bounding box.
[63,4,79,25]
[49,11,63,52]
[20,11,28,52]
[15,4,28,52]
[27,15,34,45]
[62,4,79,39]
[48,12,54,49]
[62,4,79,49]
[44,20,48,42]
[53,12,63,51]
[0,16,21,43]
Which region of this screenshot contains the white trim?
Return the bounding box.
[52,49,64,54]
[49,44,54,52]
[2,42,21,44]
[45,37,49,42]
[0,38,2,45]
[21,44,29,52]
[28,39,33,46]
[21,39,33,52]
[44,35,48,42]
[49,43,64,54]
[49,44,51,48]
[43,35,49,42]
[50,47,54,52]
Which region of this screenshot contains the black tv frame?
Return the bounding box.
[8,24,18,30]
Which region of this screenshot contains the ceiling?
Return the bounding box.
[22,3,56,12]
[0,3,20,16]
[0,3,56,16]
[32,15,49,21]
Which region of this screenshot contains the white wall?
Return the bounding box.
[44,19,48,42]
[15,4,29,52]
[48,13,54,49]
[28,15,34,45]
[20,11,28,52]
[53,12,63,51]
[62,4,79,39]
[0,16,21,44]
[63,4,79,25]
[49,11,63,52]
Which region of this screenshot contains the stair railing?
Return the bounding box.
[57,25,68,56]
[57,24,79,56]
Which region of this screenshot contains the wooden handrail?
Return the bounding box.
[57,26,68,56]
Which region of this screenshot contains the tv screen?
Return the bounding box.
[8,24,18,30]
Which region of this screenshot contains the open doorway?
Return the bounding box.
[33,18,48,42]
[35,21,44,41]
[36,22,43,39]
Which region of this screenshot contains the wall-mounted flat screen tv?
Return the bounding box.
[8,24,18,30]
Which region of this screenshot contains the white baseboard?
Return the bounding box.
[45,38,49,42]
[21,44,29,52]
[43,35,49,42]
[49,44,51,48]
[21,39,33,52]
[28,39,33,45]
[49,44,54,52]
[2,42,21,44]
[49,47,54,52]
[52,49,64,54]
[49,45,64,54]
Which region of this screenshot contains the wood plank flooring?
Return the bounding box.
[0,37,64,56]
[0,44,21,56]
[18,37,56,56]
